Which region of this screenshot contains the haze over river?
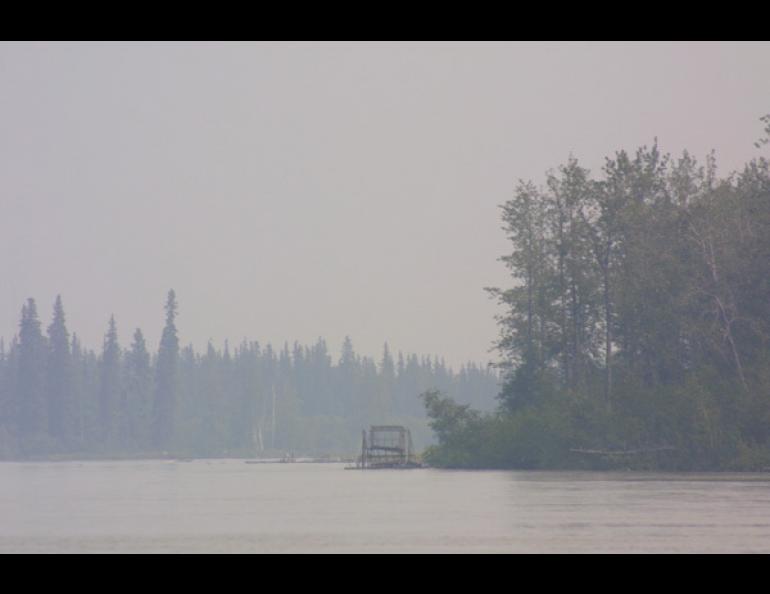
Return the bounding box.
[2,460,770,553]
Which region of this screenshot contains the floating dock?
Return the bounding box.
[349,425,424,469]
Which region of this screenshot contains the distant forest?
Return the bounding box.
[0,290,499,459]
[425,117,770,471]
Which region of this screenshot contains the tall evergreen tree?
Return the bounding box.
[17,299,48,453]
[153,290,179,451]
[98,316,121,446]
[377,342,396,415]
[70,333,86,447]
[46,296,73,446]
[125,329,152,450]
[0,338,13,456]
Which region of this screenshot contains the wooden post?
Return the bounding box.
[361,430,367,470]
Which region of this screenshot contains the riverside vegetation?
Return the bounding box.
[423,116,770,471]
[0,291,498,460]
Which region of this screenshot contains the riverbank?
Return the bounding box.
[0,452,354,464]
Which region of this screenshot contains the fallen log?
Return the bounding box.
[570,446,676,456]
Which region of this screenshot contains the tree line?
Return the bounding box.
[0,290,499,459]
[424,118,770,470]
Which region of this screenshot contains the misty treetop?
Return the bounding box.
[0,291,499,459]
[425,118,770,471]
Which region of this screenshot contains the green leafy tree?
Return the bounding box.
[755,114,770,149]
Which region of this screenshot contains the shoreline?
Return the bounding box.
[2,456,770,475]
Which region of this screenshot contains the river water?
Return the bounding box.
[2,460,770,553]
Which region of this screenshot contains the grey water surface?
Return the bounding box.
[2,460,770,553]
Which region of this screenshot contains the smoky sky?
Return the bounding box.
[1,41,769,366]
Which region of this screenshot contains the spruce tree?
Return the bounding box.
[337,336,358,413]
[125,329,152,450]
[0,338,12,456]
[70,333,86,447]
[98,316,121,446]
[46,296,73,448]
[378,343,396,415]
[153,290,179,451]
[17,299,48,453]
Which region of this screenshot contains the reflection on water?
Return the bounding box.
[2,461,770,553]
